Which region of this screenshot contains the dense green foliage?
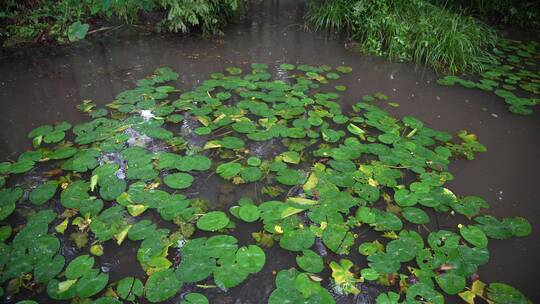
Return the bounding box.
[306,0,497,73]
[433,0,540,28]
[0,64,532,303]
[0,0,241,46]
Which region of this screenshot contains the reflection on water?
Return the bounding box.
[0,0,539,302]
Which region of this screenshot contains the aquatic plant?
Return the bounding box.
[306,0,497,73]
[0,64,532,303]
[438,39,540,115]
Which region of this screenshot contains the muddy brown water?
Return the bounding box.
[1,0,539,303]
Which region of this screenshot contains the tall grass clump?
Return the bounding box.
[305,0,355,33]
[306,0,498,74]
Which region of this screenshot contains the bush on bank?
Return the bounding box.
[0,0,242,47]
[306,0,498,74]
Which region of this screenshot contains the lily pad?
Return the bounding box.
[145,269,182,303]
[238,204,260,222]
[65,255,94,279]
[181,293,209,304]
[117,277,144,301]
[29,181,58,205]
[216,162,242,179]
[196,211,230,231]
[163,173,194,189]
[296,249,324,273]
[402,207,430,224]
[460,225,488,248]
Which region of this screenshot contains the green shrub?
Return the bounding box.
[0,0,242,47]
[1,0,87,45]
[306,0,498,73]
[156,0,240,35]
[432,0,540,28]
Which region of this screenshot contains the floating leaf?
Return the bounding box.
[196,211,230,231]
[436,272,466,295]
[145,269,182,303]
[65,255,94,279]
[163,173,194,189]
[117,277,143,301]
[181,293,209,304]
[236,245,266,273]
[459,224,488,248]
[238,204,260,222]
[29,181,58,205]
[487,283,532,304]
[75,270,109,298]
[216,162,242,179]
[402,207,430,224]
[296,249,324,273]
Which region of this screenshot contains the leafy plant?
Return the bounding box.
[306,0,497,73]
[0,0,243,47]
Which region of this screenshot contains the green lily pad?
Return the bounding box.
[407,283,444,304]
[214,263,249,289]
[75,270,109,298]
[216,162,242,179]
[29,181,58,205]
[296,249,324,273]
[280,228,315,252]
[436,272,466,295]
[503,217,532,237]
[241,166,262,182]
[376,292,400,304]
[117,277,144,301]
[61,181,92,209]
[238,204,260,222]
[0,187,22,220]
[460,225,488,248]
[196,211,230,231]
[65,255,94,279]
[34,255,65,283]
[145,269,182,303]
[402,207,430,224]
[163,173,194,189]
[247,156,262,166]
[367,252,400,274]
[276,169,306,185]
[336,66,352,73]
[181,293,209,304]
[487,283,532,304]
[236,245,266,273]
[279,63,295,70]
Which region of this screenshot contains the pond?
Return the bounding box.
[0,0,538,303]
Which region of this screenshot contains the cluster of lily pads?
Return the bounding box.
[438,39,540,115]
[0,63,533,304]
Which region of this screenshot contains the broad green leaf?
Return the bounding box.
[163,173,194,189]
[196,211,230,231]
